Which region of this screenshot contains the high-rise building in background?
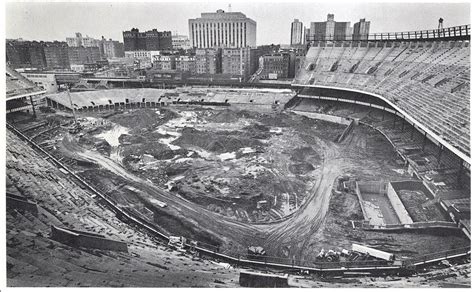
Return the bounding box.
[258,54,290,79]
[99,37,125,58]
[172,33,191,50]
[6,40,47,69]
[189,9,256,48]
[309,14,352,41]
[66,33,100,48]
[67,46,101,66]
[123,28,172,52]
[43,42,70,69]
[353,18,371,40]
[221,47,251,79]
[304,27,310,43]
[290,19,303,45]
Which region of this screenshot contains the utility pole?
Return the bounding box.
[66,85,77,125]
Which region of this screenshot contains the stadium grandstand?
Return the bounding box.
[294,25,470,163]
[6,65,46,116]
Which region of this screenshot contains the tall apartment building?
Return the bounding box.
[189,9,256,48]
[99,37,125,58]
[259,54,290,79]
[123,28,172,51]
[353,18,371,40]
[221,47,251,79]
[290,19,304,45]
[6,40,47,69]
[67,47,101,65]
[66,32,100,48]
[195,48,221,74]
[309,14,352,41]
[43,42,70,69]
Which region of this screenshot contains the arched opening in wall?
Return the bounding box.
[125,99,129,103]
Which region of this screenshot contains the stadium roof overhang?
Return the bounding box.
[292,84,470,165]
[6,90,47,101]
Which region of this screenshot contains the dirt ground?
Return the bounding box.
[68,107,342,224]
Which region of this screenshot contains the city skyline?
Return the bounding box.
[6,2,470,45]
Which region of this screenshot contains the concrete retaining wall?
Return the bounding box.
[390,180,434,199]
[354,182,369,221]
[358,181,386,195]
[387,183,414,224]
[6,193,38,215]
[239,270,289,287]
[290,110,351,125]
[50,225,128,252]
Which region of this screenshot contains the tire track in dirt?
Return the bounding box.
[60,132,350,258]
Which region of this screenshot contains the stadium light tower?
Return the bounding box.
[438,18,444,29]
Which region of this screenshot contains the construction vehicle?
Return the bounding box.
[247,246,266,260]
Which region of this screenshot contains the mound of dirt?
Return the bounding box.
[290,146,321,162]
[206,109,241,123]
[108,108,177,130]
[242,123,272,139]
[175,127,265,154]
[289,162,315,175]
[205,109,257,123]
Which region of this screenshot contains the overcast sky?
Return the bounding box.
[6,1,471,45]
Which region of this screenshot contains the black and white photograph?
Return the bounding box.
[3,0,471,289]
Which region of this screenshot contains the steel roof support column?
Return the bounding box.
[422,132,427,151]
[29,96,37,118]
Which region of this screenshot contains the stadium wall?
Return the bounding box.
[386,183,414,224]
[290,110,351,125]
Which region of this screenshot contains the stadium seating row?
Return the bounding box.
[295,40,470,156]
[6,65,45,99]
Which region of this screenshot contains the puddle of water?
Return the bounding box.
[240,147,255,154]
[95,124,129,147]
[218,152,236,161]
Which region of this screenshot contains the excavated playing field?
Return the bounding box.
[69,107,346,223]
[26,100,469,263]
